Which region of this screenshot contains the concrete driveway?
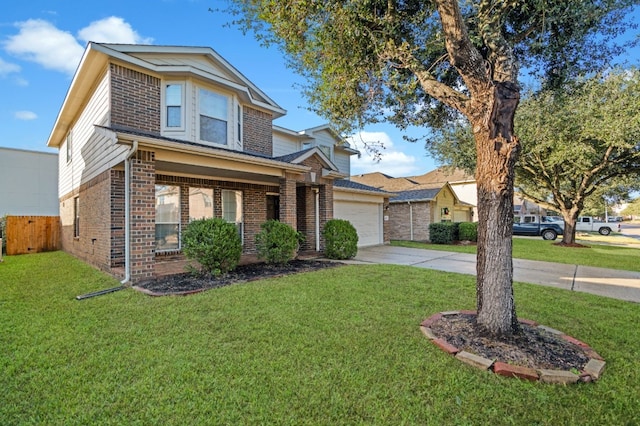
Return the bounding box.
[352,245,640,303]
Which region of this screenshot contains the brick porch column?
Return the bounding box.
[130,150,156,282]
[319,183,334,250]
[279,173,297,230]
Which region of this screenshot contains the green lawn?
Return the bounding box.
[392,237,640,272]
[1,251,639,425]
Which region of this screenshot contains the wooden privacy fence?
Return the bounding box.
[5,216,61,255]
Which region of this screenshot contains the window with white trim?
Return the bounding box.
[222,189,243,242]
[198,88,229,145]
[73,196,80,238]
[165,83,184,129]
[66,132,73,163]
[155,185,180,251]
[189,187,214,221]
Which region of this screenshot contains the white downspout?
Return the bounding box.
[121,140,138,285]
[313,188,320,251]
[409,201,413,240]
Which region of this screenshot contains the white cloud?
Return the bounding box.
[347,131,420,177]
[77,16,153,45]
[0,57,21,76]
[4,19,84,75]
[15,110,38,120]
[3,17,152,76]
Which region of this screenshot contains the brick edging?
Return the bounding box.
[420,311,606,384]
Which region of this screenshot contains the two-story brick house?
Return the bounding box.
[47,43,387,283]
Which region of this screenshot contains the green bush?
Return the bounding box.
[429,222,457,244]
[255,220,303,265]
[458,222,478,242]
[323,219,358,259]
[181,218,242,276]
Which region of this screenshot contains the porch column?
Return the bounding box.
[318,183,334,250]
[279,173,297,230]
[130,150,156,282]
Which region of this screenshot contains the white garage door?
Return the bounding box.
[334,200,382,247]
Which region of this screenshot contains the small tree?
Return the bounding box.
[323,219,358,260]
[255,220,303,265]
[181,218,242,276]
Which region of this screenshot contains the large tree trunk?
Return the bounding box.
[560,208,581,245]
[474,82,521,336]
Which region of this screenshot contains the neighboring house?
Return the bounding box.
[0,147,59,216]
[513,192,548,219]
[351,167,474,241]
[46,42,388,283]
[387,184,471,241]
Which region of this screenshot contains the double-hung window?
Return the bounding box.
[189,187,214,221]
[155,185,180,251]
[199,88,229,145]
[222,189,243,242]
[164,83,184,130]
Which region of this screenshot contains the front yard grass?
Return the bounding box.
[392,237,640,272]
[1,251,639,425]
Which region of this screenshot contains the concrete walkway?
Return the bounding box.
[351,245,640,303]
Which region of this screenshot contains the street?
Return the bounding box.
[620,221,640,240]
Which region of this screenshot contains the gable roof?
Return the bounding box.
[334,179,392,195]
[408,167,475,185]
[48,42,286,149]
[389,182,466,205]
[390,188,441,203]
[274,147,340,173]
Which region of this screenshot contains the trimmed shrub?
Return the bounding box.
[429,222,457,244]
[458,222,478,242]
[323,219,358,260]
[255,220,304,265]
[181,218,242,276]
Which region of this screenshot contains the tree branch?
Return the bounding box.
[434,0,491,95]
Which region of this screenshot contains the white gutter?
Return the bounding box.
[121,140,139,284]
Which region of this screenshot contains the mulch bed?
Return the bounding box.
[428,313,590,371]
[136,259,343,294]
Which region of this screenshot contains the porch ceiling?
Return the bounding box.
[155,160,282,185]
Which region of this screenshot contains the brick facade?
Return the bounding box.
[110,64,161,133]
[243,107,273,155]
[388,202,432,241]
[59,170,113,274]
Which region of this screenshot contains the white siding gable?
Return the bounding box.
[58,70,127,197]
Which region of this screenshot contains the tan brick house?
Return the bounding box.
[47,43,387,283]
[351,170,474,241]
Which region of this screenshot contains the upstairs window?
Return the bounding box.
[165,84,184,129]
[199,88,228,145]
[66,132,73,163]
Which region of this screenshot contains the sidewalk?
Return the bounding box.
[351,245,640,303]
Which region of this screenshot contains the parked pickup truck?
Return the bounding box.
[513,219,564,240]
[576,217,618,235]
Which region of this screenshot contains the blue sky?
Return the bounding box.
[1,1,638,177]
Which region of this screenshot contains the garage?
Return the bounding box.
[333,180,389,247]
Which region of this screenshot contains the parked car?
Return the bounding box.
[576,217,618,235]
[513,221,564,240]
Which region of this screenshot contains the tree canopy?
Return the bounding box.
[225,0,637,134]
[516,68,640,243]
[223,0,638,336]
